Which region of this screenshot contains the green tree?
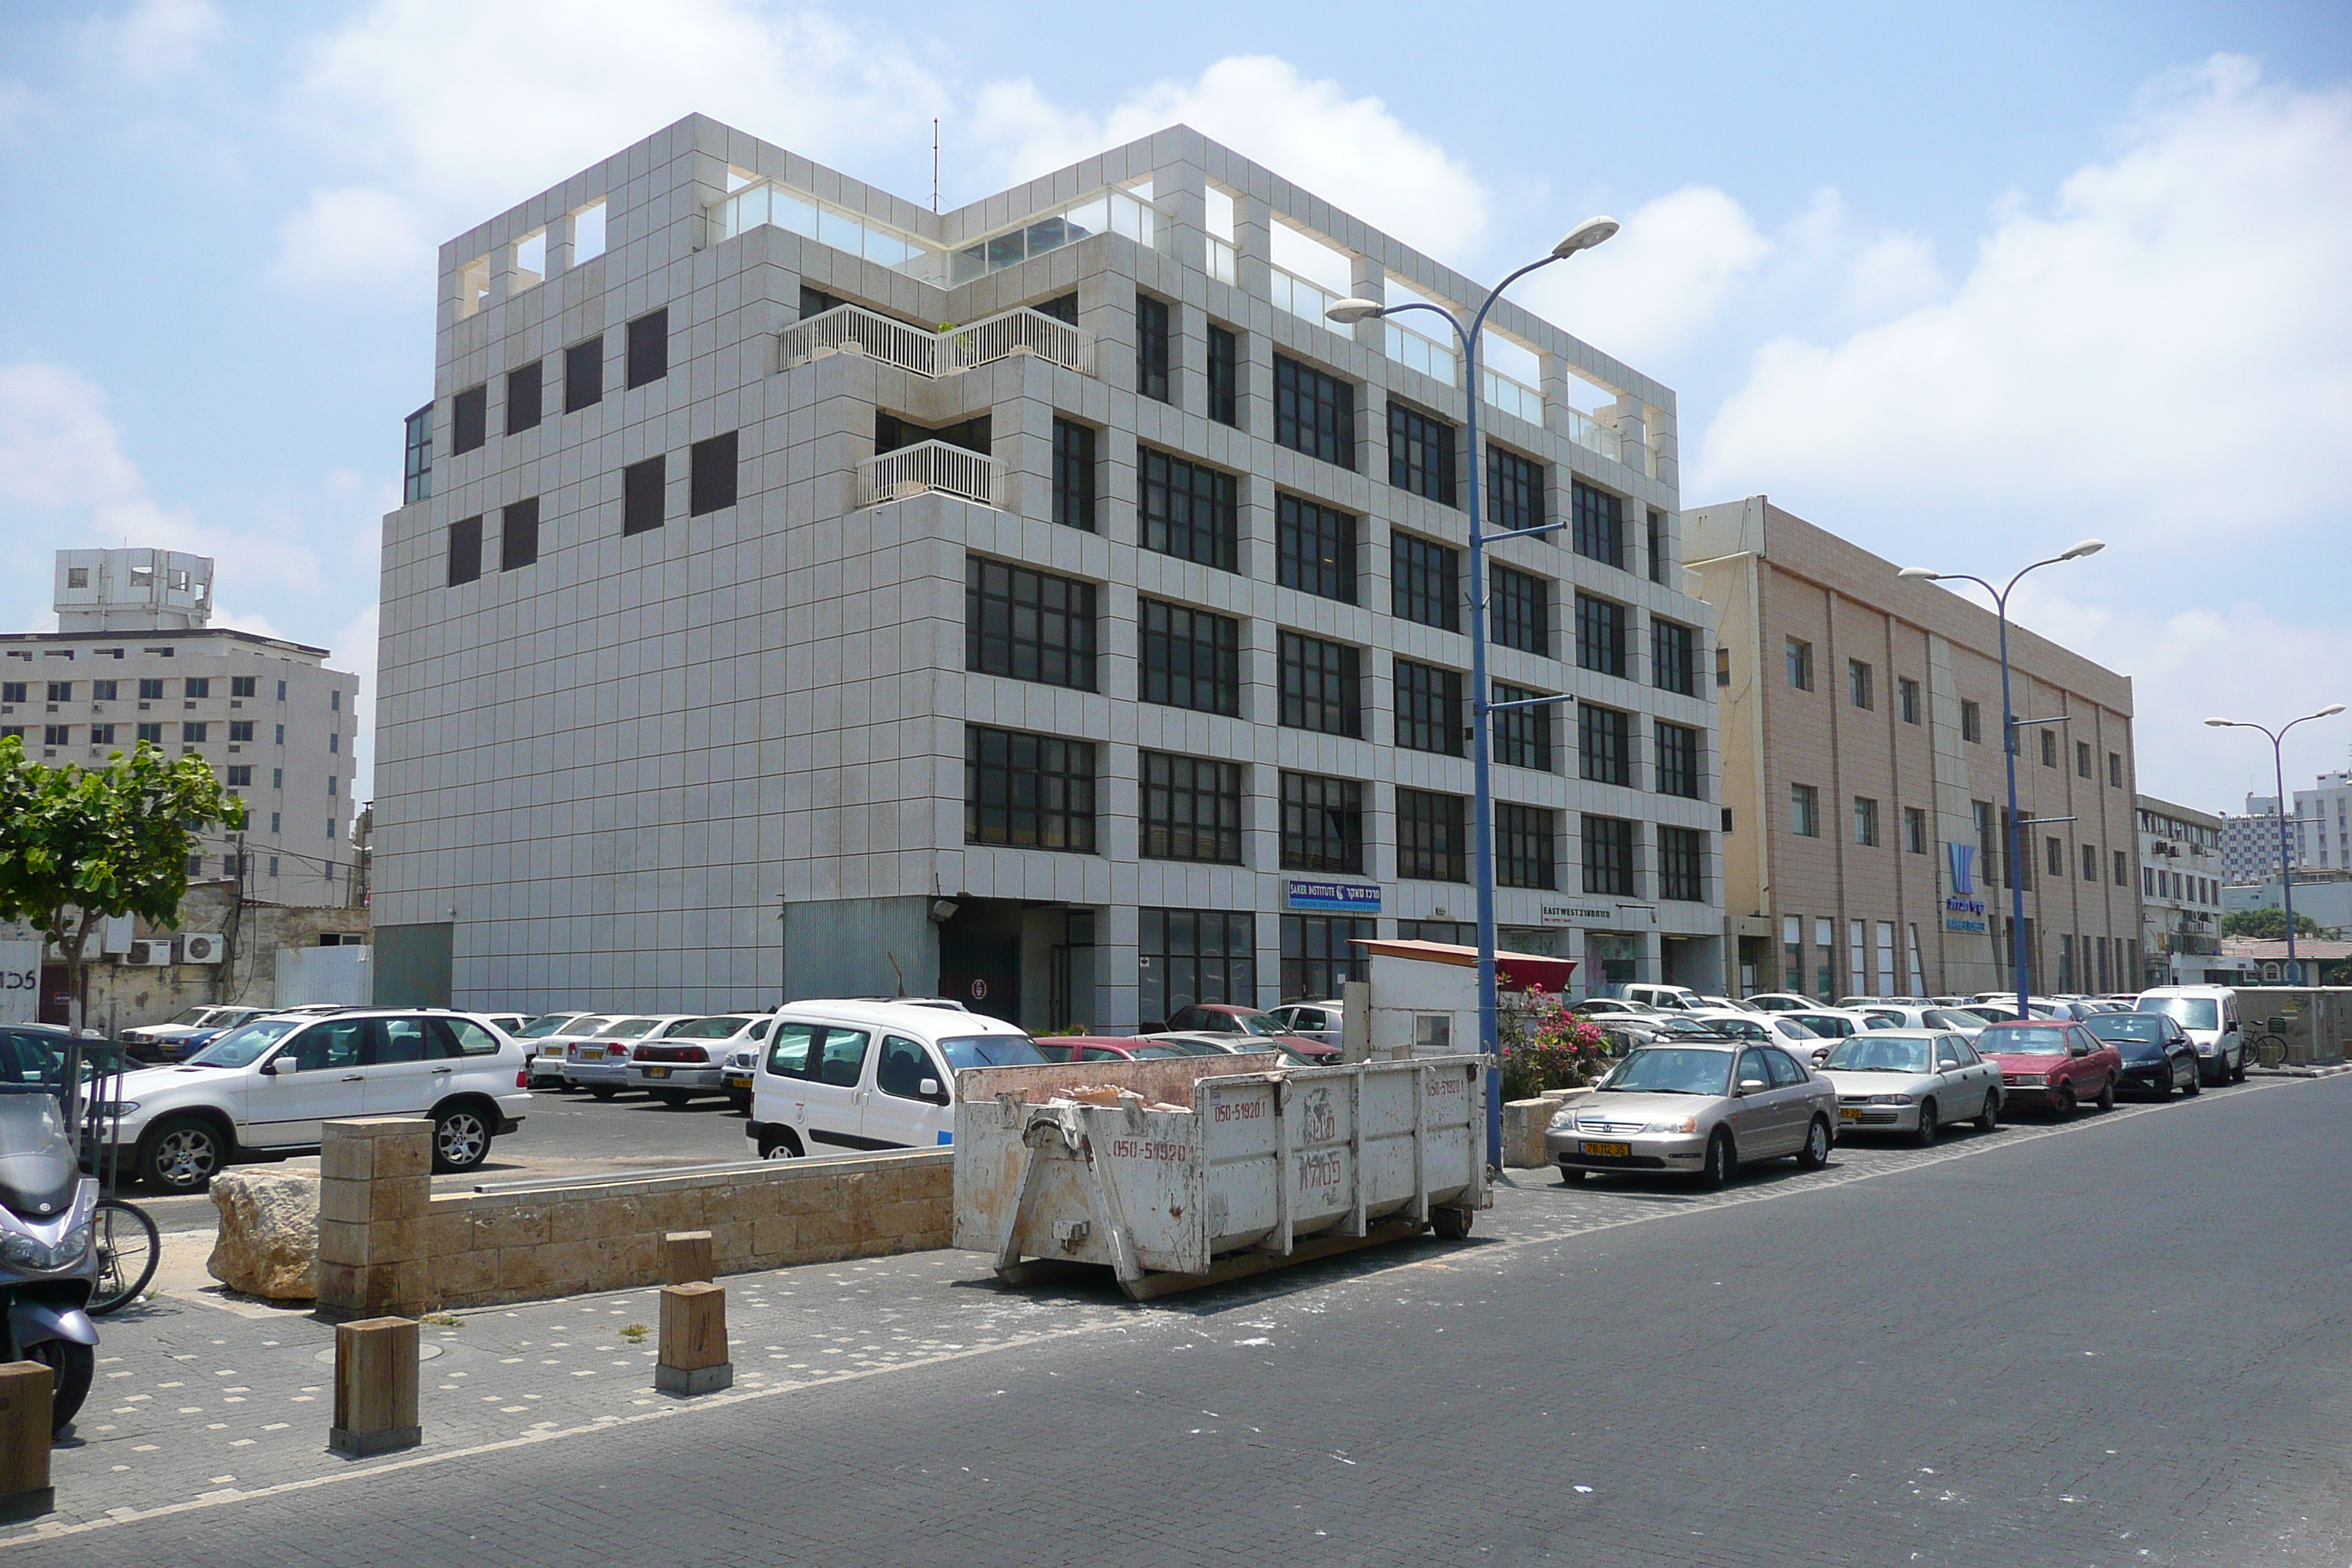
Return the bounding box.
[2220,907,2326,941]
[0,737,245,1032]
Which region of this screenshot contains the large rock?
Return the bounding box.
[207,1169,321,1300]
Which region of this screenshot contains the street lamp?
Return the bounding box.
[2204,704,2346,984]
[1327,216,1618,1169]
[1896,540,2103,1017]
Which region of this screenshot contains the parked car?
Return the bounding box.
[746,1000,1047,1158]
[1680,1010,1827,1057]
[121,1006,265,1063]
[518,1014,613,1089]
[1606,984,1705,1011]
[1973,1019,2122,1117]
[563,1017,694,1097]
[1262,1000,1345,1050]
[2082,1012,2201,1099]
[1858,1004,1994,1040]
[1545,1039,1838,1188]
[1149,1031,1330,1065]
[1776,1009,1888,1062]
[1814,1030,2003,1143]
[1569,998,1663,1019]
[92,1009,531,1193]
[478,1013,529,1037]
[628,1015,778,1106]
[1741,993,1821,1013]
[1690,995,1757,1011]
[1156,1004,1337,1060]
[1032,1036,1199,1063]
[2133,985,2245,1085]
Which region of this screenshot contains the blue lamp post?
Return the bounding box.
[2204,705,2345,984]
[1897,542,2103,1017]
[1327,215,1619,1169]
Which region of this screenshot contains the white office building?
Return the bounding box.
[372,115,1722,1028]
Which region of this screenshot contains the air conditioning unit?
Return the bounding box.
[179,933,225,965]
[125,941,173,967]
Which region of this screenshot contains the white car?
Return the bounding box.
[629,1015,778,1105]
[1741,993,1820,1014]
[1264,1000,1345,1050]
[1673,1009,1828,1058]
[1776,1009,1891,1063]
[94,1008,531,1193]
[564,1016,696,1097]
[746,1000,1047,1158]
[1859,1003,1993,1040]
[516,1013,611,1088]
[1815,1029,2003,1143]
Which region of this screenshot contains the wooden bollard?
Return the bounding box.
[664,1229,715,1285]
[330,1316,421,1458]
[655,1281,732,1395]
[0,1363,52,1522]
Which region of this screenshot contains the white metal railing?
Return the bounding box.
[780,304,1094,379]
[1564,408,1662,478]
[711,178,945,281]
[1387,319,1458,385]
[1480,366,1543,426]
[1206,236,1237,284]
[859,439,1002,508]
[947,186,1162,284]
[1270,264,1343,328]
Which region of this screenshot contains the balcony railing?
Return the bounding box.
[1270,264,1342,329]
[1207,235,1237,284]
[1387,320,1458,385]
[779,304,1093,380]
[1480,366,1542,426]
[859,440,1001,509]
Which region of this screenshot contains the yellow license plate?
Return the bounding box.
[725,1074,752,1090]
[1839,1107,1863,1120]
[1580,1141,1631,1158]
[644,1066,669,1079]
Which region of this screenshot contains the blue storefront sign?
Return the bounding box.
[1285,879,1382,914]
[1944,893,1989,934]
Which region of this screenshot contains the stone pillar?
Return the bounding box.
[544,211,576,278]
[317,1117,433,1319]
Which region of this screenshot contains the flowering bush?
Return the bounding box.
[1498,983,1613,1100]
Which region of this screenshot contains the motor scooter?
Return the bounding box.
[0,1087,101,1434]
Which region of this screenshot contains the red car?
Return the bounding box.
[1974,1020,2122,1117]
[1031,1036,1202,1063]
[1159,1003,1341,1063]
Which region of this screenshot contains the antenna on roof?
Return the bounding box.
[932,118,940,214]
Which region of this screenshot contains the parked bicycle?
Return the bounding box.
[88,1196,160,1316]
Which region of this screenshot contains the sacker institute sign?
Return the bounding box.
[1945,843,1990,933]
[1285,880,1381,914]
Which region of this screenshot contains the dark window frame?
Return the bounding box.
[964,726,1097,853]
[689,431,739,515]
[1582,814,1637,897]
[1139,752,1245,864]
[564,336,603,412]
[1138,909,1254,1030]
[1387,400,1458,506]
[1487,445,1546,535]
[447,515,483,586]
[625,308,669,389]
[1138,599,1243,717]
[1279,633,1362,737]
[1052,418,1098,532]
[1279,772,1364,874]
[500,498,540,570]
[1572,480,1625,569]
[965,558,1098,692]
[1276,494,1357,603]
[505,361,543,434]
[1493,683,1554,772]
[1657,825,1705,902]
[451,384,487,456]
[1652,618,1697,696]
[1496,802,1558,890]
[1575,593,1628,678]
[1489,562,1548,655]
[1139,449,1239,572]
[1392,533,1460,633]
[1282,914,1372,1003]
[622,455,666,536]
[1393,659,1464,756]
[1397,788,1469,882]
[1578,703,1632,786]
[1274,355,1355,469]
[1656,720,1702,799]
[1206,325,1238,427]
[1135,293,1172,403]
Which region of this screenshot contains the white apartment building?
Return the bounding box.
[373,115,1722,1030]
[2222,763,2352,883]
[0,549,361,905]
[2137,794,2224,986]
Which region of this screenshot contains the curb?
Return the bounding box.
[2246,1062,2352,1079]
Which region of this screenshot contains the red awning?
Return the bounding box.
[1350,938,1580,994]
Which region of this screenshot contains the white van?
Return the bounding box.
[2133,985,2244,1085]
[1610,984,1705,1011]
[745,1000,1048,1158]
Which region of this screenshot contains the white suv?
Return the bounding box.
[94,1009,531,1194]
[745,1000,1045,1158]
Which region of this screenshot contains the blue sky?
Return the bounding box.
[1,0,2347,814]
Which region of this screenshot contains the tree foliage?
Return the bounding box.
[2220,907,2326,940]
[0,736,246,1028]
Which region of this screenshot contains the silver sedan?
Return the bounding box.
[1545,1039,1839,1188]
[1814,1030,2002,1143]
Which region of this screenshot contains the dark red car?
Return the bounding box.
[1974,1020,2122,1117]
[1031,1036,1202,1063]
[1159,1004,1341,1062]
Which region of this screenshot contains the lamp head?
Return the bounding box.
[1325,298,1387,325]
[1551,216,1620,257]
[2319,704,2348,718]
[1896,566,1940,580]
[2203,717,2232,728]
[2060,538,2106,560]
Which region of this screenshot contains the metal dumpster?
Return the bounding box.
[953,1052,1490,1300]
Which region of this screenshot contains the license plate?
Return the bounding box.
[1840,1107,1863,1120]
[1580,1141,1631,1158]
[644,1066,669,1079]
[725,1074,752,1090]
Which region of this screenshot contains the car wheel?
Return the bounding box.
[140,1116,227,1194]
[1797,1116,1832,1169]
[1558,1166,1586,1185]
[26,1339,92,1435]
[1698,1129,1735,1189]
[653,1090,690,1108]
[758,1131,804,1160]
[1975,1091,1999,1131]
[589,1085,617,1101]
[1912,1100,1938,1147]
[2150,1064,2172,1101]
[431,1105,493,1173]
[728,1091,752,1115]
[2183,1061,2202,1097]
[2053,1084,2077,1119]
[2232,1049,2248,1082]
[2095,1076,2117,1113]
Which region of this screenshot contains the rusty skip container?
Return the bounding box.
[952,1052,1489,1300]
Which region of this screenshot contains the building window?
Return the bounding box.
[1487,447,1545,535]
[1575,595,1627,677]
[0,682,20,704]
[181,722,207,743]
[1961,699,1982,742]
[45,682,70,703]
[1658,825,1705,902]
[565,335,603,412]
[1052,419,1097,532]
[227,765,253,787]
[966,559,1097,691]
[137,679,163,701]
[1280,772,1363,873]
[1848,660,1874,710]
[447,515,483,585]
[506,361,543,434]
[2040,728,2058,768]
[1855,796,1880,847]
[1578,704,1632,786]
[1139,752,1244,864]
[1393,660,1463,755]
[91,680,117,702]
[1656,720,1701,799]
[1274,355,1354,468]
[1896,676,1921,725]
[1571,481,1625,570]
[1904,806,1928,854]
[1652,619,1696,697]
[1793,783,1820,838]
[1496,803,1557,890]
[1397,788,1469,882]
[274,724,284,744]
[1489,564,1548,656]
[625,309,669,388]
[2114,848,2129,886]
[1583,815,1637,897]
[228,720,255,742]
[1138,599,1241,716]
[185,677,210,699]
[1787,638,1814,691]
[1387,401,1457,506]
[2076,740,2093,779]
[687,432,738,516]
[1277,495,1356,603]
[42,725,67,747]
[135,723,162,744]
[1278,633,1361,736]
[451,384,487,455]
[1646,508,1667,584]
[2082,842,2101,881]
[1283,915,1371,1003]
[401,404,432,502]
[230,676,255,698]
[1139,449,1238,571]
[502,498,540,570]
[2109,751,2124,788]
[2044,835,2064,877]
[1493,684,1554,772]
[1206,325,1238,427]
[1135,293,1171,402]
[1392,534,1460,632]
[1138,909,1254,1030]
[965,726,1096,852]
[329,732,340,753]
[90,724,115,745]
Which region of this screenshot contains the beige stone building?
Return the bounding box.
[1687,497,2141,1000]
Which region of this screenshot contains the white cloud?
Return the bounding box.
[269,185,431,290]
[0,362,146,510]
[971,56,1490,263]
[1839,231,1945,319]
[90,0,223,83]
[1515,184,1771,363]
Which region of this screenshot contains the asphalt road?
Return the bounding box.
[35,1074,2352,1566]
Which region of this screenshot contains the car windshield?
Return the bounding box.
[666,1017,754,1039]
[2137,997,2219,1031]
[1982,1026,2073,1055]
[1823,1037,1933,1074]
[165,1008,215,1026]
[186,1019,304,1068]
[1224,1011,1284,1038]
[2087,1016,2165,1043]
[521,1014,586,1038]
[1776,1019,1822,1039]
[936,1035,1048,1069]
[1599,1047,1734,1096]
[605,1018,666,1038]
